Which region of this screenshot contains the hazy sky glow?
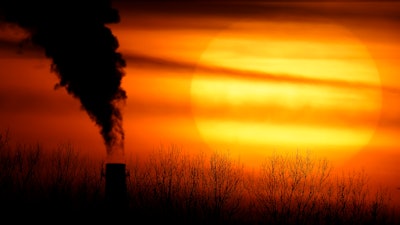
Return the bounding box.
[1,0,400,202]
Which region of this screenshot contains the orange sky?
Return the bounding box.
[1,0,400,203]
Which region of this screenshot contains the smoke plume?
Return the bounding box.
[0,1,127,157]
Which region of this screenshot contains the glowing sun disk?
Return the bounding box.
[190,20,382,164]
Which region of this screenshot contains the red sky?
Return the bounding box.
[1,0,400,204]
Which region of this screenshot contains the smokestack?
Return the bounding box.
[0,0,129,211]
[105,163,128,211]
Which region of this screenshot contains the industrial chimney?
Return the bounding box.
[105,163,128,211]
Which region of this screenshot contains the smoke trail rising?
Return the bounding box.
[0,0,127,157]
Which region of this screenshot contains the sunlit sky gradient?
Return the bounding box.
[1,0,400,201]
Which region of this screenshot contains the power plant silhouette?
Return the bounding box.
[0,0,129,211]
[104,162,128,211]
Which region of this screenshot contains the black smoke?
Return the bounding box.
[0,1,127,156]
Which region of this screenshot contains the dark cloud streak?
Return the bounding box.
[116,0,400,24]
[126,52,400,95]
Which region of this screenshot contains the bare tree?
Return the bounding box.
[201,150,245,224]
[250,150,394,225]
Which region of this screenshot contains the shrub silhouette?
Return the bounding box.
[248,151,395,225]
[0,130,105,214]
[0,130,397,224]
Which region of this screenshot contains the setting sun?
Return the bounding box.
[191,20,382,164]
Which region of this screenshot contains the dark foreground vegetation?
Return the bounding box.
[0,130,398,224]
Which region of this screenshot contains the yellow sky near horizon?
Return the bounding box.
[111,10,400,164]
[0,2,400,191]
